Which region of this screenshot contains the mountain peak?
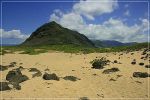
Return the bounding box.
[22,22,95,47]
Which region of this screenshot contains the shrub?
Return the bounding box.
[91,57,109,69]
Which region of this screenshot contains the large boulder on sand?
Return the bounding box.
[43,73,59,81]
[6,69,29,83]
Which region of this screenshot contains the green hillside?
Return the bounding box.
[22,21,95,47]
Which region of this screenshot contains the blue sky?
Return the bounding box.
[0,0,149,44]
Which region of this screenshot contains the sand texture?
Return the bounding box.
[0,50,150,99]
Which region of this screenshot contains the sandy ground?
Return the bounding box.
[0,50,150,100]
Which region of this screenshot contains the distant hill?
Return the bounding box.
[92,40,136,47]
[22,21,95,47]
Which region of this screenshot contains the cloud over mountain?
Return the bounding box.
[50,0,149,43]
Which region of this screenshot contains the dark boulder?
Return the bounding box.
[102,68,119,74]
[43,73,59,81]
[114,60,118,63]
[0,65,8,71]
[133,72,150,78]
[0,82,11,91]
[139,62,144,66]
[145,65,150,68]
[131,59,136,65]
[6,69,29,83]
[63,76,80,81]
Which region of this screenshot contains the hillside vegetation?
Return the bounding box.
[1,42,149,55]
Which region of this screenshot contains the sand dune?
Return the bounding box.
[0,50,150,99]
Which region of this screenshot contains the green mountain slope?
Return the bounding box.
[22,21,95,47]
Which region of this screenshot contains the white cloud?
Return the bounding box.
[0,29,29,39]
[124,10,130,16]
[49,0,149,43]
[73,0,118,20]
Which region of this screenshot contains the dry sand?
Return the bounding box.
[0,50,150,100]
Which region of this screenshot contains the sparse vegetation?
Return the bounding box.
[91,57,110,69]
[1,42,149,55]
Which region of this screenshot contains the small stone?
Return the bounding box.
[145,65,150,68]
[103,68,119,74]
[139,63,144,66]
[63,76,80,81]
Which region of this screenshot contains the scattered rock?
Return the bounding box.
[0,65,8,71]
[19,63,23,65]
[6,68,29,83]
[29,68,39,72]
[63,76,80,81]
[141,57,145,59]
[142,49,148,55]
[29,68,42,78]
[119,53,123,56]
[91,57,109,69]
[11,82,21,90]
[32,72,42,78]
[79,97,89,100]
[116,75,123,79]
[103,68,119,74]
[0,82,11,91]
[135,81,142,84]
[131,53,134,55]
[131,59,136,65]
[44,68,50,71]
[133,72,150,78]
[43,73,59,81]
[114,60,118,63]
[8,62,16,67]
[92,73,97,76]
[139,62,144,66]
[145,65,150,68]
[109,78,116,81]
